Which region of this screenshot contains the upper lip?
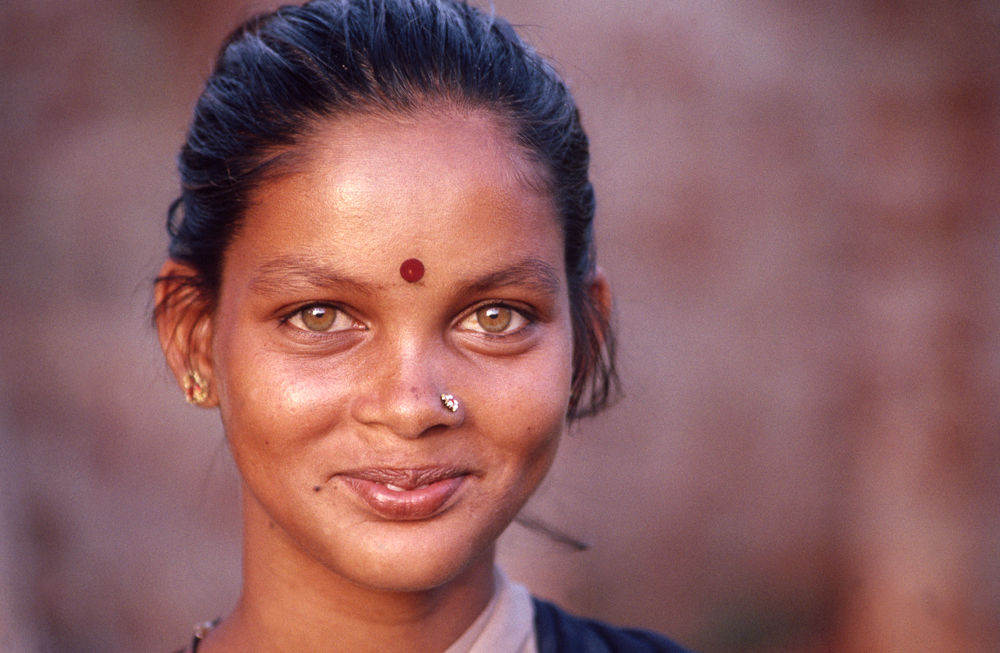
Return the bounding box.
[336,466,470,490]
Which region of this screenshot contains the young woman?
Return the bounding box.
[155,1,691,651]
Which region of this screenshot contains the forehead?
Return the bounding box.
[297,104,550,195]
[227,107,563,284]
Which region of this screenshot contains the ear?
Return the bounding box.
[154,259,218,407]
[588,265,613,328]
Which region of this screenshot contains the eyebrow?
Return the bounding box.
[249,255,379,296]
[459,258,562,297]
[248,255,562,297]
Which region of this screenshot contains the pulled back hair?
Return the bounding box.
[158,0,617,418]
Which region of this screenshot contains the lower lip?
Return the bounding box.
[339,475,467,521]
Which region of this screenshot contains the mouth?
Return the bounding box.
[335,467,470,521]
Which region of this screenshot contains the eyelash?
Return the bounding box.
[279,301,536,339]
[456,302,534,337]
[281,303,364,334]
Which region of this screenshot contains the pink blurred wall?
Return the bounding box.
[2,1,998,651]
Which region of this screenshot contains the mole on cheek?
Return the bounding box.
[312,485,322,492]
[399,258,425,283]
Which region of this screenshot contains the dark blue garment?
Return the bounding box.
[533,597,694,653]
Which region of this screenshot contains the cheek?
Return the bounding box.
[213,334,352,457]
[472,335,574,465]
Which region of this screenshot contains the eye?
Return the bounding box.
[286,304,360,333]
[458,304,530,335]
[477,306,512,332]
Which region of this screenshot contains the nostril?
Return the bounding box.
[351,381,463,439]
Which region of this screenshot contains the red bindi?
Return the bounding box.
[399,258,425,283]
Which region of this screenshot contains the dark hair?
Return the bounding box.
[157,0,617,418]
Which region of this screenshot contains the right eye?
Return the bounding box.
[285,304,360,333]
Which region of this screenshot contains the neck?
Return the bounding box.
[201,491,497,653]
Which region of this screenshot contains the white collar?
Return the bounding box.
[443,567,537,653]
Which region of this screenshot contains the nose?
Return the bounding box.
[350,339,463,439]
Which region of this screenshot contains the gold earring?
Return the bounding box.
[183,370,209,405]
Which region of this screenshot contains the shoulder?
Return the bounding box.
[532,597,695,653]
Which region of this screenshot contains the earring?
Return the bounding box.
[440,393,459,413]
[183,370,209,405]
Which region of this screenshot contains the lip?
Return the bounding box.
[336,467,470,521]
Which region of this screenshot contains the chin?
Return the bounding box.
[306,507,510,595]
[335,534,495,595]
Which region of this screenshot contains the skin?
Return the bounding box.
[157,107,609,652]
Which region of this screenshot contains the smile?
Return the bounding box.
[336,467,470,521]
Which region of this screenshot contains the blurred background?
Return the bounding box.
[2,1,998,651]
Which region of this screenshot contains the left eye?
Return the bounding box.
[458,304,529,335]
[286,304,360,333]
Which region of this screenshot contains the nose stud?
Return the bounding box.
[440,393,459,413]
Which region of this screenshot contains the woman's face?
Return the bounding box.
[206,108,574,592]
